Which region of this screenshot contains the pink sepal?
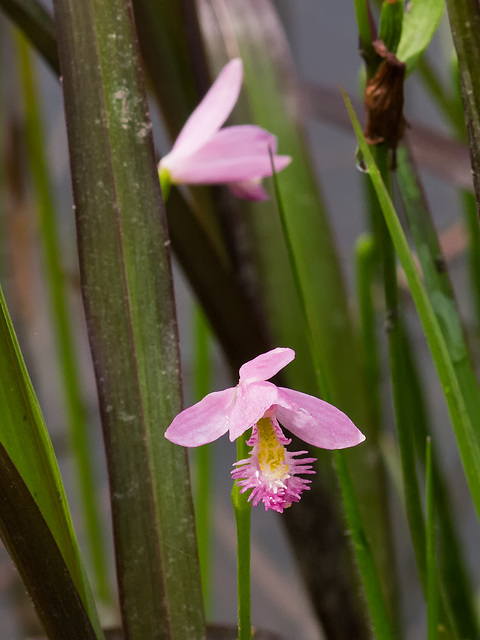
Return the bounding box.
[275,388,366,449]
[165,387,235,446]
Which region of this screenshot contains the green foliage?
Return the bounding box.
[396,0,446,75]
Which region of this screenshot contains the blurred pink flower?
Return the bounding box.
[159,59,291,201]
[165,347,365,512]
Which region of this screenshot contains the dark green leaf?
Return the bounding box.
[0,443,98,640]
[52,0,205,638]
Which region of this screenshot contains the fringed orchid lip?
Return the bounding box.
[231,416,317,513]
[158,59,291,201]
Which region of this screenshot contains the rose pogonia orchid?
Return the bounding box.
[158,59,291,201]
[165,347,365,513]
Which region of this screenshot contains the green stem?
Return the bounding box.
[353,0,376,71]
[232,436,252,640]
[15,31,110,601]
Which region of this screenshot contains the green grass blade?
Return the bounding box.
[0,442,98,640]
[344,91,480,521]
[15,30,110,603]
[52,0,205,638]
[0,283,103,637]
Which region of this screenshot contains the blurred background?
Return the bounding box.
[0,2,477,639]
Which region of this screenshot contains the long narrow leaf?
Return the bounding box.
[0,443,98,640]
[52,0,205,638]
[0,283,102,636]
[344,91,480,522]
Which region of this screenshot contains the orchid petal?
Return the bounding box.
[228,381,280,441]
[167,126,291,184]
[170,153,290,184]
[165,387,236,446]
[275,388,366,449]
[228,180,268,201]
[171,59,243,159]
[239,347,295,384]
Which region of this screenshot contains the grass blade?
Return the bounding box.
[0,443,98,640]
[344,90,480,522]
[0,282,103,636]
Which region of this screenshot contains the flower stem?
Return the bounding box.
[232,435,252,640]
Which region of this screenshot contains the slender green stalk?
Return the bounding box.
[379,0,403,54]
[193,306,212,613]
[426,438,439,640]
[15,32,110,601]
[232,435,252,640]
[353,0,376,70]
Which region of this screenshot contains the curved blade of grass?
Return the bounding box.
[396,0,445,75]
[396,144,480,450]
[15,30,110,603]
[0,283,103,637]
[344,90,480,521]
[0,0,59,74]
[0,442,98,640]
[52,1,205,638]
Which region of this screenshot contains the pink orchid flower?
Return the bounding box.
[158,59,291,201]
[165,347,365,513]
